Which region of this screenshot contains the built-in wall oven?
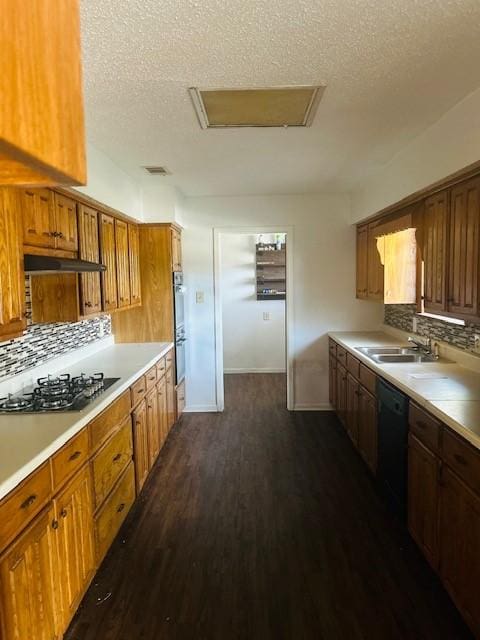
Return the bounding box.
[173,272,186,384]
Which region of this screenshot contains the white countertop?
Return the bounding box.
[329,331,480,450]
[0,342,173,501]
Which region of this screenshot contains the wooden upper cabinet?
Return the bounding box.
[99,214,118,312]
[78,205,101,316]
[0,0,86,187]
[171,228,182,272]
[356,224,368,299]
[21,188,56,248]
[128,224,141,306]
[54,465,95,629]
[53,194,78,252]
[0,189,26,341]
[115,219,131,308]
[0,506,59,640]
[367,222,384,300]
[447,178,480,319]
[423,190,449,313]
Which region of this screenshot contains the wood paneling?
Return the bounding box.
[112,225,175,343]
[408,434,439,569]
[356,224,368,298]
[53,193,78,251]
[78,204,102,316]
[423,190,449,313]
[128,224,142,306]
[0,189,26,341]
[357,386,377,474]
[54,465,95,628]
[99,213,118,312]
[447,178,480,318]
[132,400,149,494]
[115,219,131,308]
[0,0,86,187]
[0,506,59,640]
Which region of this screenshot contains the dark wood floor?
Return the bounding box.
[66,373,473,640]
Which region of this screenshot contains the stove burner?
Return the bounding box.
[36,396,75,410]
[0,393,34,412]
[37,374,71,387]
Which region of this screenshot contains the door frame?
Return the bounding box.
[213,225,294,411]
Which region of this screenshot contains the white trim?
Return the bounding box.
[183,404,219,413]
[213,225,295,411]
[224,368,286,374]
[293,403,333,411]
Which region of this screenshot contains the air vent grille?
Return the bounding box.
[143,166,169,176]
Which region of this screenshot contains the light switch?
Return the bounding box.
[263,312,270,321]
[196,291,205,304]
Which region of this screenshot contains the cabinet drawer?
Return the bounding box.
[443,429,480,495]
[92,417,133,509]
[156,356,166,378]
[409,403,441,454]
[145,365,157,392]
[51,428,89,491]
[130,375,147,407]
[0,463,51,552]
[94,462,135,563]
[89,390,131,452]
[328,338,337,358]
[346,353,360,379]
[336,346,347,367]
[359,363,376,396]
[166,349,174,369]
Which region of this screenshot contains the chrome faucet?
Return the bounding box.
[408,335,433,355]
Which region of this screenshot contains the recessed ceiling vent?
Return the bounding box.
[143,166,169,176]
[189,86,324,129]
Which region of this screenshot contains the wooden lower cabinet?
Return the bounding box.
[336,364,347,427]
[0,506,59,640]
[54,465,95,629]
[133,399,150,493]
[345,373,359,445]
[357,387,377,474]
[439,466,480,637]
[157,375,168,446]
[407,434,439,569]
[329,354,337,409]
[146,387,160,468]
[166,367,176,431]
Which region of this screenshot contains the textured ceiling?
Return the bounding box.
[80,0,480,196]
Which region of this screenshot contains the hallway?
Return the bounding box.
[66,374,472,640]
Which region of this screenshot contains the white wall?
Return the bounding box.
[221,234,286,373]
[74,143,143,220]
[351,86,480,222]
[181,194,384,411]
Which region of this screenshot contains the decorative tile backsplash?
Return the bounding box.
[0,315,112,381]
[384,304,480,351]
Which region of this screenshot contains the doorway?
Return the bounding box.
[213,226,294,411]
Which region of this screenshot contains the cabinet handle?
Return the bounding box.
[60,508,67,518]
[117,503,125,513]
[137,389,145,394]
[84,301,93,308]
[52,519,59,530]
[68,450,82,461]
[20,494,37,510]
[57,231,64,239]
[112,453,122,462]
[149,376,156,381]
[454,453,467,466]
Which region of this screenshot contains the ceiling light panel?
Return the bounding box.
[189,86,324,129]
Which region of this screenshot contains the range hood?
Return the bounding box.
[24,254,107,274]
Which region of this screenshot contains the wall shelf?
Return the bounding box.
[255,243,286,301]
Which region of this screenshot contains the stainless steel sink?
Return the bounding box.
[355,346,437,364]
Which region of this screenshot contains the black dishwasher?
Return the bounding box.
[377,379,410,520]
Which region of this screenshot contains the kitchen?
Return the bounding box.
[2,1,480,639]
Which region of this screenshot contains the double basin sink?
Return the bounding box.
[355,346,437,364]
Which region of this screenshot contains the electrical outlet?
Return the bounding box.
[474,334,480,354]
[263,312,270,321]
[196,291,204,304]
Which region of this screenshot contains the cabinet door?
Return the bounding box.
[133,399,149,493]
[115,219,131,308]
[78,205,101,316]
[99,213,118,311]
[53,193,78,251]
[0,506,59,640]
[128,224,141,306]
[439,467,480,637]
[146,388,160,468]
[336,364,347,427]
[448,178,480,318]
[0,189,26,341]
[329,354,337,409]
[21,188,55,248]
[357,387,377,474]
[157,375,168,447]
[54,465,95,629]
[367,222,384,300]
[165,366,176,432]
[407,434,439,569]
[423,190,449,313]
[345,373,359,445]
[171,228,182,272]
[356,224,368,299]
